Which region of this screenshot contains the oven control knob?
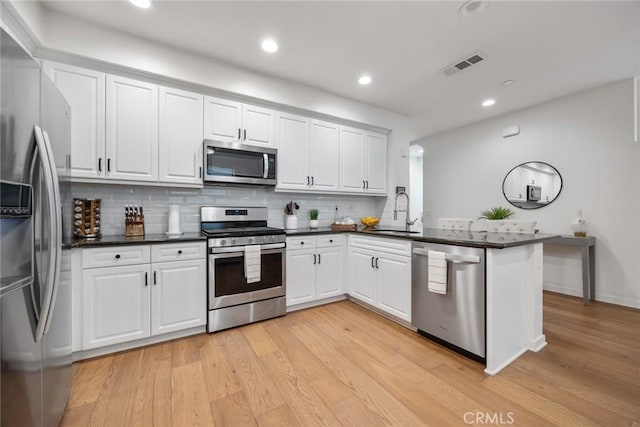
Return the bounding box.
[248,238,254,243]
[220,239,227,246]
[231,239,236,245]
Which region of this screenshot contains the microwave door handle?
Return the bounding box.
[263,153,269,179]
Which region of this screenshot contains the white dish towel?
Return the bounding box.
[244,245,261,283]
[428,250,448,294]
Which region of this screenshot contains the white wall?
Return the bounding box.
[415,79,639,308]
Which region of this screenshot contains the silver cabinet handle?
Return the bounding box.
[412,248,480,264]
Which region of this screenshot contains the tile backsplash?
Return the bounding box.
[72,183,381,236]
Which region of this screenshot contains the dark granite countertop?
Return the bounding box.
[65,232,206,248]
[285,226,559,249]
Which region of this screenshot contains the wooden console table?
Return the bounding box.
[544,235,596,304]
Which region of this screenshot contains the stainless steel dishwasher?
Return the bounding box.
[412,241,486,362]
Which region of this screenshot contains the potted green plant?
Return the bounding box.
[479,206,514,220]
[309,209,319,229]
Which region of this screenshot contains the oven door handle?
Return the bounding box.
[209,242,285,254]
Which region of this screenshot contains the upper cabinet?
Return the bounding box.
[204,96,275,147]
[106,75,159,182]
[159,87,203,185]
[339,127,387,194]
[43,62,105,179]
[276,114,340,193]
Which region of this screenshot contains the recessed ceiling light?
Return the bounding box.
[502,79,514,86]
[458,0,488,18]
[261,39,279,53]
[129,0,151,9]
[482,99,496,107]
[358,75,372,85]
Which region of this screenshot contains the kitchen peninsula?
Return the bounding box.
[286,227,559,375]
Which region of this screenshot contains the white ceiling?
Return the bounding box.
[41,1,640,138]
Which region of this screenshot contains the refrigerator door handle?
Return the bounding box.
[41,129,63,336]
[31,126,61,341]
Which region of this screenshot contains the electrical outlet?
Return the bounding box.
[396,186,406,194]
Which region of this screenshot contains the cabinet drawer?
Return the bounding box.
[83,245,151,269]
[316,234,344,248]
[151,241,206,262]
[349,235,411,257]
[286,236,316,250]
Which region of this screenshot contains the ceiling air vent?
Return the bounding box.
[442,52,487,76]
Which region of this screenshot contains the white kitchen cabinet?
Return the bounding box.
[309,120,340,192]
[43,62,105,179]
[286,248,317,306]
[286,235,345,308]
[80,242,206,352]
[159,86,204,185]
[377,252,412,320]
[151,259,206,335]
[339,126,366,192]
[106,75,159,182]
[348,247,377,304]
[348,236,411,322]
[82,264,151,349]
[277,115,339,192]
[276,113,310,191]
[204,96,275,147]
[339,127,387,194]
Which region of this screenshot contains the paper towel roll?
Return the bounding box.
[168,204,181,234]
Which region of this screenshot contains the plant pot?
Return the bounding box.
[309,219,319,229]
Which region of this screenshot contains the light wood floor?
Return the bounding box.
[62,292,640,426]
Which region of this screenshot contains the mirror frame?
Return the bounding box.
[502,161,563,210]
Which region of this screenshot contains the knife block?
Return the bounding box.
[125,220,144,238]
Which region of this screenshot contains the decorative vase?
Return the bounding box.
[309,219,319,229]
[571,210,588,237]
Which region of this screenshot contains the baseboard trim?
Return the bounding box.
[544,283,640,309]
[286,294,347,312]
[72,326,206,362]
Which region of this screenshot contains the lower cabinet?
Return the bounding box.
[286,235,345,307]
[348,236,412,322]
[81,242,206,350]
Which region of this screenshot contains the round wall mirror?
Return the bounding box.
[502,161,562,209]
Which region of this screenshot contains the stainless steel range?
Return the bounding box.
[201,206,286,332]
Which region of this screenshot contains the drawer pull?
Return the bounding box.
[329,239,333,243]
[178,250,183,254]
[115,254,121,259]
[300,242,304,245]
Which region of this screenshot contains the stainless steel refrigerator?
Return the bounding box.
[1,28,72,426]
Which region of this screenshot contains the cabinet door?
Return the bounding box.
[316,245,343,299]
[378,253,411,322]
[276,113,310,191]
[242,104,275,147]
[151,259,206,335]
[339,126,365,192]
[82,264,151,349]
[309,120,340,192]
[348,248,376,304]
[286,248,316,306]
[365,132,387,194]
[44,62,105,179]
[203,96,242,143]
[159,87,203,185]
[105,75,158,182]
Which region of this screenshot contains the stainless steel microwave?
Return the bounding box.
[203,140,277,186]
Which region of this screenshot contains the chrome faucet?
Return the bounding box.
[393,190,418,232]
